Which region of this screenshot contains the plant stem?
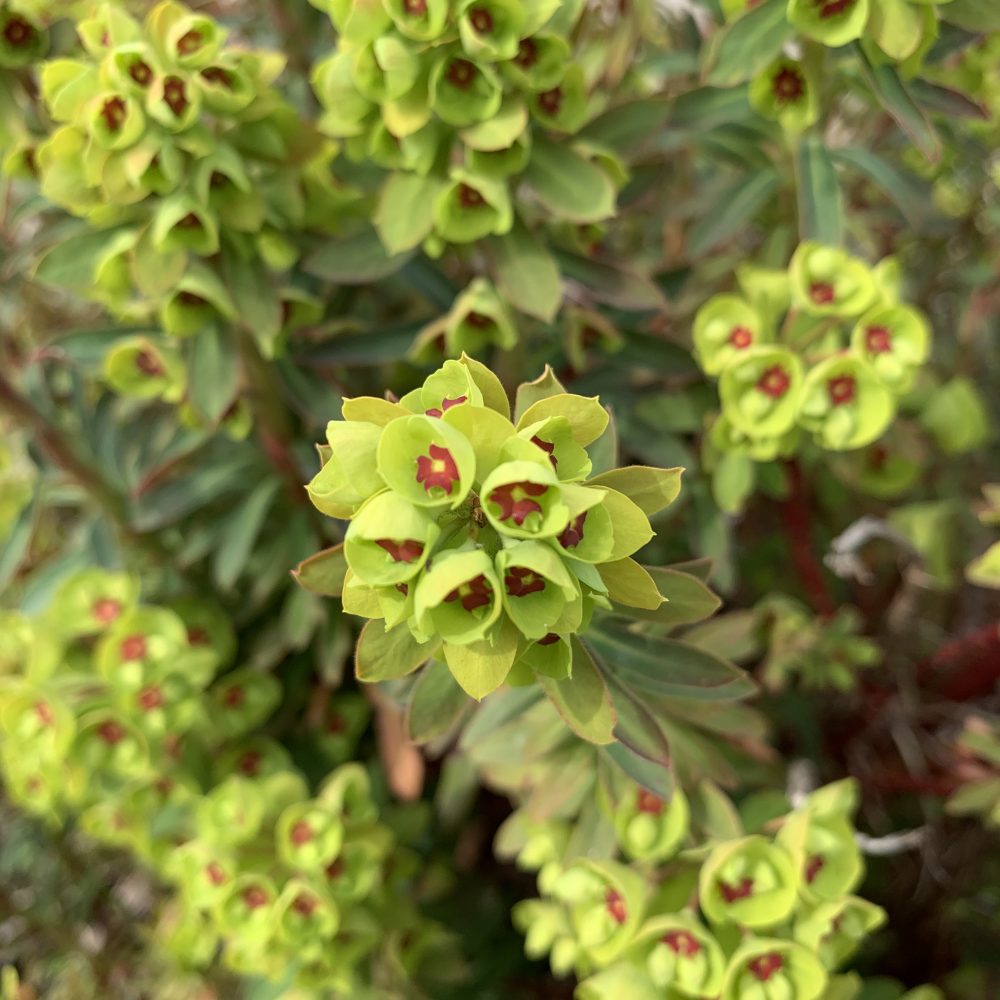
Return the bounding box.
[779,458,836,617]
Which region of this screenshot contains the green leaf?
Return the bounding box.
[491,222,562,322]
[603,742,673,800]
[523,139,617,224]
[856,46,941,163]
[703,0,792,87]
[578,97,671,156]
[33,227,123,292]
[187,325,239,424]
[407,662,472,743]
[600,666,673,765]
[831,147,927,227]
[293,544,348,597]
[443,620,519,700]
[305,227,414,284]
[224,255,281,356]
[588,466,683,516]
[795,136,842,247]
[670,87,753,131]
[556,252,667,312]
[908,79,989,121]
[941,0,1000,30]
[587,622,756,701]
[374,173,445,254]
[355,621,439,682]
[712,450,755,515]
[619,567,722,627]
[687,168,779,257]
[537,638,616,744]
[598,558,663,610]
[513,365,566,422]
[213,479,282,590]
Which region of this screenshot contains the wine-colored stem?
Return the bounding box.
[779,458,836,617]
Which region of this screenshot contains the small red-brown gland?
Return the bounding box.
[154,777,174,796]
[416,443,461,494]
[293,893,317,917]
[3,15,34,47]
[238,750,262,776]
[98,720,126,745]
[558,511,587,550]
[457,183,486,209]
[120,633,148,661]
[809,281,835,305]
[176,28,203,56]
[92,597,123,624]
[747,952,784,982]
[469,6,494,32]
[504,566,546,598]
[128,60,153,87]
[537,87,563,117]
[201,66,234,89]
[827,374,856,406]
[718,875,755,903]
[444,574,493,612]
[636,789,664,815]
[865,325,893,354]
[662,929,702,957]
[531,436,558,470]
[290,820,313,845]
[605,888,627,925]
[187,626,210,646]
[327,713,347,734]
[805,853,826,884]
[176,212,202,230]
[100,96,128,132]
[425,394,467,418]
[465,310,493,329]
[403,0,427,13]
[223,686,246,708]
[205,862,226,886]
[446,58,476,89]
[34,701,55,726]
[817,0,854,17]
[177,291,207,308]
[395,583,409,597]
[772,66,805,104]
[868,444,889,471]
[242,885,269,910]
[210,170,229,189]
[325,857,345,880]
[729,326,753,349]
[537,632,560,646]
[376,538,425,563]
[490,481,547,526]
[137,685,165,712]
[135,349,165,377]
[515,38,538,69]
[756,365,790,399]
[163,75,189,116]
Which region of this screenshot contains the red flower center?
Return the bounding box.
[177,291,207,308]
[869,444,888,470]
[748,952,784,982]
[163,76,188,116]
[827,374,856,406]
[239,750,262,775]
[446,58,476,89]
[223,686,245,708]
[757,365,790,399]
[177,29,203,55]
[201,66,234,89]
[128,60,153,86]
[416,443,460,495]
[120,634,147,661]
[865,325,892,354]
[636,789,663,814]
[243,886,269,910]
[135,349,165,377]
[458,184,486,209]
[489,481,547,526]
[444,574,493,612]
[817,0,854,17]
[558,512,587,550]
[538,87,563,116]
[325,858,345,880]
[729,326,753,349]
[98,720,126,745]
[465,311,493,329]
[35,701,54,726]
[137,685,165,711]
[3,16,34,47]
[663,930,702,957]
[92,598,122,623]
[537,632,560,646]
[772,67,804,103]
[187,626,210,646]
[809,281,835,305]
[605,888,627,924]
[531,436,558,469]
[504,566,546,598]
[327,713,346,734]
[205,862,226,886]
[177,212,202,230]
[403,0,427,13]
[469,7,494,32]
[425,395,467,418]
[515,38,538,69]
[719,876,755,902]
[376,538,425,563]
[291,820,313,845]
[805,853,826,883]
[100,96,128,132]
[293,894,317,916]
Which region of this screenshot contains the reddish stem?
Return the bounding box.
[918,623,1000,702]
[779,459,836,617]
